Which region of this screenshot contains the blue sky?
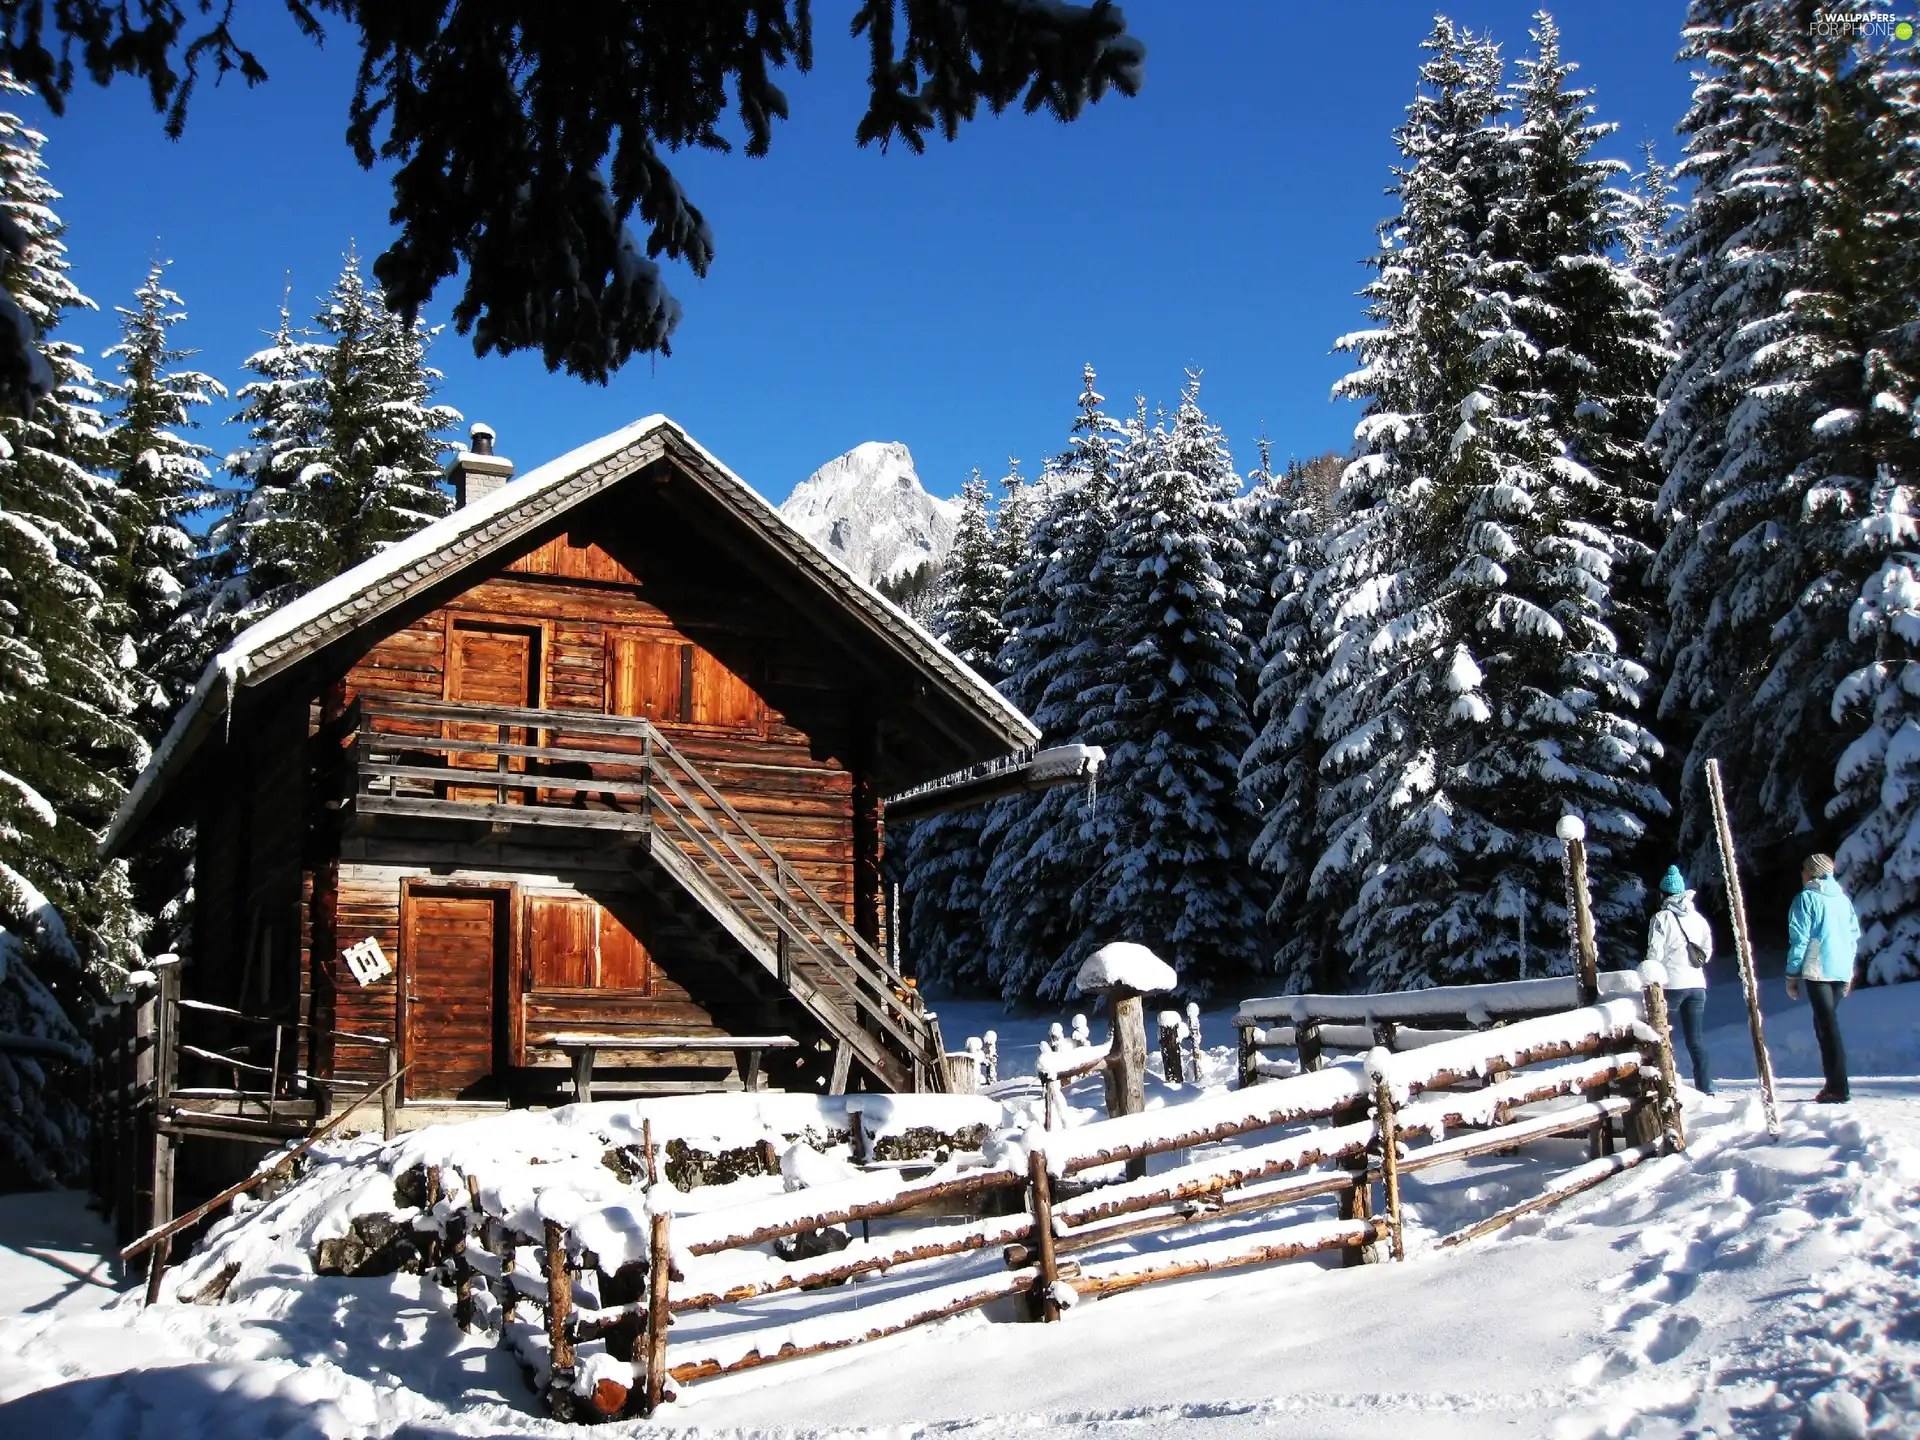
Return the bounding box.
[30,2,1697,505]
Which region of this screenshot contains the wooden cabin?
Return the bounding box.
[103,416,1038,1118]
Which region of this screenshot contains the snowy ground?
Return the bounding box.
[2,978,1915,1439]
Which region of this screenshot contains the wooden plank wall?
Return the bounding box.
[323,861,735,1085]
[300,521,871,1088]
[192,692,308,1015]
[342,536,861,923]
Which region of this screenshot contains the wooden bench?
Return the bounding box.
[534,1034,798,1102]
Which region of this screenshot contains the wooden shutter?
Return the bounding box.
[607,632,684,722]
[598,906,652,992]
[526,896,595,989]
[524,895,651,993]
[689,647,761,729]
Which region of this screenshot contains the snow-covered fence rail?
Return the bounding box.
[1232,970,1644,1084]
[1015,989,1682,1307]
[155,982,1688,1417]
[338,1131,1037,1420]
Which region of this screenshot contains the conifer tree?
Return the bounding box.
[983,368,1124,1001]
[0,74,143,992]
[1309,18,1669,988]
[1313,21,1510,988]
[899,470,1009,992]
[994,458,1034,588]
[1829,485,1920,986]
[1655,1,1920,860]
[1083,378,1266,997]
[1824,31,1920,982]
[202,249,459,644]
[1242,455,1338,991]
[101,263,224,955]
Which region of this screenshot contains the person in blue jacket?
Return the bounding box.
[1784,853,1860,1104]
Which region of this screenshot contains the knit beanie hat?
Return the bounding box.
[1659,865,1686,895]
[1805,853,1835,878]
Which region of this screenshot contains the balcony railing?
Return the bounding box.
[341,696,942,1089]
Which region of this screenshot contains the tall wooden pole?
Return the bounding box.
[1704,758,1780,1137]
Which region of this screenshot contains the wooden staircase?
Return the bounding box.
[350,697,948,1093]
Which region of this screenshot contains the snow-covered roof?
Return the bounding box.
[103,414,1037,856]
[1075,942,1179,995]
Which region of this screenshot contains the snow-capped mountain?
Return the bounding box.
[780,441,958,585]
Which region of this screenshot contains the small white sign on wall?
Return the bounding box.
[343,936,393,987]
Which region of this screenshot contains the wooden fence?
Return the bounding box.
[376,981,1683,1421]
[90,958,397,1257]
[1232,970,1645,1084]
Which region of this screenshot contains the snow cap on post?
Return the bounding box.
[1638,958,1668,990]
[1074,942,1178,995]
[1555,814,1587,844]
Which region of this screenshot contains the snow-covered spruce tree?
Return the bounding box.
[0,74,143,995]
[1649,1,1920,859]
[1078,376,1266,998]
[1824,36,1920,984]
[101,262,225,957]
[898,471,1008,992]
[0,872,92,1190]
[1829,487,1920,985]
[1242,454,1339,991]
[201,250,459,645]
[982,368,1125,1002]
[1450,14,1669,951]
[1316,18,1667,988]
[196,297,327,647]
[994,458,1035,589]
[1313,21,1511,990]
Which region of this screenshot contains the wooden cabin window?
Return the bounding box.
[607,629,762,734]
[607,633,684,723]
[690,647,760,729]
[523,895,652,994]
[526,896,595,988]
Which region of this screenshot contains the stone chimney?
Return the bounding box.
[448,422,514,507]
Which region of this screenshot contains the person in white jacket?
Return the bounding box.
[1646,865,1714,1094]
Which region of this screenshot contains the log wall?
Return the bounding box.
[294,514,876,1094]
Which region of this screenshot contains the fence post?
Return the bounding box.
[1026,1147,1061,1321]
[1157,1011,1185,1084]
[1558,817,1601,1005]
[1237,1023,1257,1089]
[1298,1019,1325,1073]
[1335,1097,1375,1266]
[1369,1057,1405,1263]
[543,1219,575,1412]
[382,1043,399,1141]
[1640,970,1687,1152]
[645,1209,672,1415]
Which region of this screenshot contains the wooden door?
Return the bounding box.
[401,885,507,1099]
[446,620,541,802]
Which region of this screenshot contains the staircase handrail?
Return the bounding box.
[350,696,941,1076]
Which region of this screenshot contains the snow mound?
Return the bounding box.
[780,441,959,584]
[1556,814,1587,843]
[1075,942,1178,995]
